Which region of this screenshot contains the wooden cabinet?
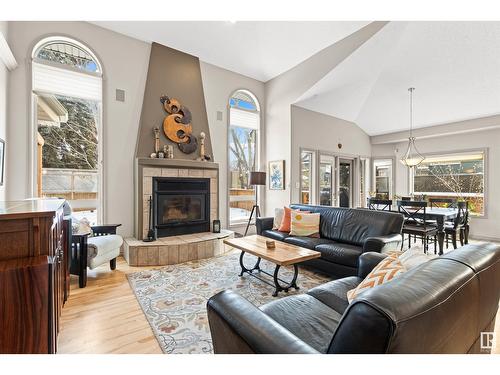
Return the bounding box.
[0,199,69,353]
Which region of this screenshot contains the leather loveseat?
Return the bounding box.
[256,204,404,277]
[207,243,500,354]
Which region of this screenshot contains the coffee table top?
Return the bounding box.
[223,235,321,266]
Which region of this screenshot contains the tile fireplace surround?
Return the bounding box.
[135,157,219,240]
[125,157,225,266]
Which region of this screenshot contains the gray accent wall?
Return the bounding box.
[136,42,213,160]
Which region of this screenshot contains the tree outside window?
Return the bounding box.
[413,152,485,215]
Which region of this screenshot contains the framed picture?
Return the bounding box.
[269,160,285,190]
[0,138,4,186]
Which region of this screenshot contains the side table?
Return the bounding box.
[70,230,92,288]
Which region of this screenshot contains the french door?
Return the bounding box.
[304,153,357,208]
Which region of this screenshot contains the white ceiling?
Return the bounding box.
[296,21,500,135]
[94,21,500,136]
[91,21,369,82]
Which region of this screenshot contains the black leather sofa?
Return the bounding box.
[256,204,404,277]
[207,243,500,354]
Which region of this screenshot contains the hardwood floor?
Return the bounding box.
[58,257,161,354]
[58,255,500,354]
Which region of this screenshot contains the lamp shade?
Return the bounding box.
[249,171,266,186]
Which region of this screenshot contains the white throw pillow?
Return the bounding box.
[273,207,285,230]
[398,245,438,270]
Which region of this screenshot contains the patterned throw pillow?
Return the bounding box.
[290,212,320,237]
[278,206,310,232]
[347,256,406,303]
[273,207,285,230]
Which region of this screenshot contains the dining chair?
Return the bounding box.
[444,201,467,249]
[429,197,457,209]
[397,200,438,253]
[461,201,470,245]
[367,198,392,211]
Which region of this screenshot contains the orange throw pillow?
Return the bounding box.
[278,206,294,232]
[278,206,309,233]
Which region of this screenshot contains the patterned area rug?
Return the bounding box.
[127,250,331,354]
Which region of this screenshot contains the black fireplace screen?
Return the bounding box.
[152,177,211,237]
[159,194,205,224]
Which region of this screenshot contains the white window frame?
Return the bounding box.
[410,149,487,218]
[372,157,395,200]
[227,89,261,227]
[30,36,104,223]
[299,148,317,205]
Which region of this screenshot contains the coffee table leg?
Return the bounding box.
[272,265,282,297]
[272,264,299,297]
[239,251,261,277]
[290,264,299,290]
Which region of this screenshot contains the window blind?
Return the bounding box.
[32,62,102,101]
[229,108,260,130]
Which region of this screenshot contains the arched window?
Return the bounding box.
[228,89,260,225]
[32,37,103,225]
[34,39,101,73]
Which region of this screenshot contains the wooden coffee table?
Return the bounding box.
[223,235,321,296]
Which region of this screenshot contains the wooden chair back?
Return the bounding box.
[429,197,457,209]
[368,198,392,211]
[397,200,430,228]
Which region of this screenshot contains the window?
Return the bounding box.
[413,151,485,216]
[228,90,260,225]
[373,159,393,199]
[35,40,101,73]
[33,37,103,225]
[300,150,315,204]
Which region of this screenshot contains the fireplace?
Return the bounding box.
[152,177,210,237]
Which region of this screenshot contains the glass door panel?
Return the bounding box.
[319,154,336,206]
[339,159,353,208]
[300,150,315,204]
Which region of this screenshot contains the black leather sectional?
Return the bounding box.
[256,204,404,277]
[207,243,500,353]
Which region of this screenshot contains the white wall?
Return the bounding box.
[264,22,387,216]
[372,122,500,241]
[290,105,371,203]
[7,21,150,237]
[0,22,8,201]
[200,61,265,229]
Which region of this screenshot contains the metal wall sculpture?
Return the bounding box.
[160,95,198,154]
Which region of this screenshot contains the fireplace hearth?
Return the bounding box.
[152,177,210,237]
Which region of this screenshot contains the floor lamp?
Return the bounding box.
[244,171,266,236]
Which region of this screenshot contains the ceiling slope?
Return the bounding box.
[91,21,369,81]
[297,21,500,135]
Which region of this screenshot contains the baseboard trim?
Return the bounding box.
[469,235,500,243]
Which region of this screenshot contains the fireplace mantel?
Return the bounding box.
[137,157,219,170]
[135,157,219,240]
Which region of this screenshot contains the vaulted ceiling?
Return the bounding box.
[93,21,500,136]
[92,21,369,82]
[295,21,500,135]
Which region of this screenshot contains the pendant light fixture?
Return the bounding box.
[400,87,425,167]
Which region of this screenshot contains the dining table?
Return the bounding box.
[390,207,459,255]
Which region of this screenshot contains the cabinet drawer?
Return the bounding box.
[0,219,31,261]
